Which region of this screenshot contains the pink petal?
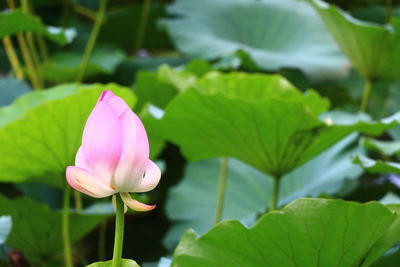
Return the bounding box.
[66,166,116,198]
[98,90,131,117]
[81,101,123,184]
[112,195,127,214]
[104,95,132,117]
[98,90,114,102]
[113,110,149,192]
[134,160,161,193]
[120,192,156,212]
[75,146,90,170]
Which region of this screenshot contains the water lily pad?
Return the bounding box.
[308,0,400,81]
[0,195,109,264]
[133,64,198,111]
[362,138,400,156]
[0,9,75,45]
[86,259,139,267]
[353,155,400,175]
[172,198,398,267]
[361,203,400,266]
[162,0,348,80]
[160,72,398,177]
[163,135,363,249]
[39,47,126,83]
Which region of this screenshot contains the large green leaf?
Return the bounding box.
[133,64,198,111]
[362,204,400,266]
[162,0,347,80]
[308,0,400,81]
[353,155,400,175]
[371,248,400,267]
[163,135,363,249]
[86,259,140,267]
[0,195,109,264]
[362,137,400,156]
[0,216,11,245]
[39,47,126,83]
[0,9,76,45]
[0,83,136,187]
[172,198,397,267]
[140,106,166,159]
[160,72,398,177]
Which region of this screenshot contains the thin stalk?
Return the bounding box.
[8,0,42,89]
[360,79,372,112]
[36,35,49,61]
[2,37,24,79]
[6,0,15,9]
[112,194,125,267]
[61,0,73,27]
[74,4,97,20]
[269,176,281,212]
[73,190,82,213]
[7,0,41,88]
[16,34,42,89]
[213,158,229,225]
[62,185,73,267]
[21,0,44,86]
[75,0,108,83]
[386,0,393,23]
[134,0,152,52]
[98,221,107,261]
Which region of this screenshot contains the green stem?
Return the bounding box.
[360,79,372,112]
[386,0,393,23]
[17,34,42,89]
[112,194,125,267]
[269,176,281,212]
[21,0,44,88]
[75,0,108,83]
[61,0,73,27]
[7,0,42,89]
[2,37,24,79]
[134,0,152,52]
[62,184,73,267]
[74,4,97,20]
[36,35,49,61]
[73,190,82,213]
[214,158,229,225]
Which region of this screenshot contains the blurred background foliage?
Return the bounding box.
[1,0,400,266]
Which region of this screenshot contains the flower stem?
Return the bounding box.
[2,37,24,79]
[36,35,49,61]
[75,0,108,83]
[7,0,42,89]
[73,190,82,212]
[62,184,73,267]
[74,4,97,21]
[360,79,372,112]
[134,0,152,52]
[112,194,125,267]
[269,176,281,212]
[21,0,44,87]
[214,158,229,225]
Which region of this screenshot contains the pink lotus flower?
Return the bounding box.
[66,90,161,212]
